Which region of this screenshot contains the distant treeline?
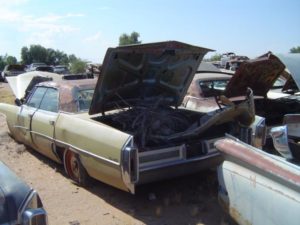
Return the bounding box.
[0,44,87,73]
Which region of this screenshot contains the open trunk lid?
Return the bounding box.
[89,41,213,115]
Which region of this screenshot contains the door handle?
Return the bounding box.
[49,120,55,126]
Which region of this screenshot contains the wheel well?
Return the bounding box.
[55,146,65,162]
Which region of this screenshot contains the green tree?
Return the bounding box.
[21,46,31,64]
[55,50,69,65]
[0,54,18,70]
[6,56,17,65]
[46,48,57,65]
[209,53,222,61]
[0,56,6,70]
[290,46,300,53]
[29,45,47,63]
[68,54,78,63]
[21,45,73,65]
[69,58,87,73]
[119,31,141,46]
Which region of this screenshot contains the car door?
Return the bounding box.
[16,87,48,145]
[31,87,60,162]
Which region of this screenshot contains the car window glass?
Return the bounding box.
[39,88,59,112]
[199,80,228,97]
[26,87,47,108]
[76,89,94,111]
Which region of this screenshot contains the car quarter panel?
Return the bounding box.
[216,139,300,225]
[54,113,131,191]
[0,103,23,142]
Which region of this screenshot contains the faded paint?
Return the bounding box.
[216,138,300,225]
[216,139,300,186]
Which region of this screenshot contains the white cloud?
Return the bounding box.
[0,8,22,22]
[0,0,28,7]
[84,32,102,42]
[0,1,84,47]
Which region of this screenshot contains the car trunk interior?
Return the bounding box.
[92,105,249,159]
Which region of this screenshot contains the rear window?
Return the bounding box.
[76,89,94,111]
[199,80,229,97]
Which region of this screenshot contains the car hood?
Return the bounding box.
[89,41,212,115]
[224,53,286,97]
[276,53,300,92]
[6,71,62,99]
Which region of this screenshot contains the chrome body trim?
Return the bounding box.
[251,115,266,148]
[139,151,219,172]
[120,136,137,193]
[55,139,120,167]
[14,125,29,131]
[270,125,293,159]
[17,189,36,223]
[22,208,48,225]
[30,130,53,141]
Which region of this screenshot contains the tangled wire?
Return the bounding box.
[111,105,191,149]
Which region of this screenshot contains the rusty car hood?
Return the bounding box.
[224,53,285,98]
[6,71,62,99]
[89,41,212,115]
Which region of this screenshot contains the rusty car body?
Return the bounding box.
[0,41,257,193]
[184,53,300,127]
[216,136,300,225]
[182,71,232,113]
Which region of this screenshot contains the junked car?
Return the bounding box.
[216,114,300,225]
[34,66,54,73]
[0,41,256,193]
[185,53,300,126]
[0,161,48,225]
[27,63,47,72]
[1,64,26,82]
[53,65,70,74]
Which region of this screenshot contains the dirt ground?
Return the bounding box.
[0,82,225,225]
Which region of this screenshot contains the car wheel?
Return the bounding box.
[64,150,90,186]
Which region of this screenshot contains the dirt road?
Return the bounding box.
[0,82,224,225]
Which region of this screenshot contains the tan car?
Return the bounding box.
[0,41,256,193]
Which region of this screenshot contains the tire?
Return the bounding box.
[64,150,90,186]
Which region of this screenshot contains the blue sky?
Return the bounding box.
[0,0,299,63]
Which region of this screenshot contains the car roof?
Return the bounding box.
[36,78,97,113]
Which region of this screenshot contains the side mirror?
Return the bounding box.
[22,208,48,225]
[15,98,22,106]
